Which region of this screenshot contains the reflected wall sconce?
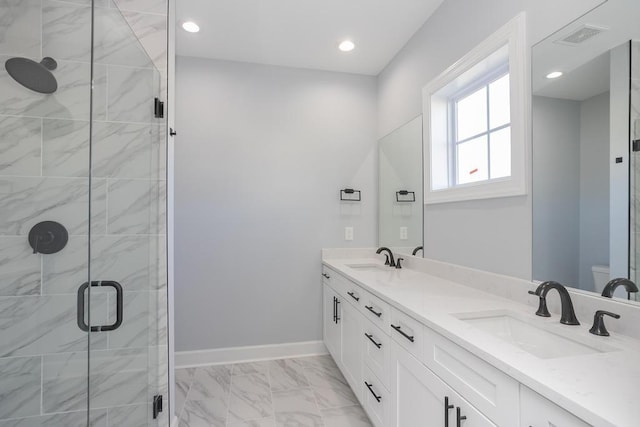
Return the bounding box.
[396,190,415,202]
[340,188,361,201]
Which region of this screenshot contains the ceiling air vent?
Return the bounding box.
[554,24,607,46]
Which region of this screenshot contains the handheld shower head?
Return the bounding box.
[5,57,58,94]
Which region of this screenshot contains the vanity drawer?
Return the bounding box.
[389,307,424,360]
[362,320,391,389]
[322,267,348,294]
[421,327,519,427]
[338,279,365,308]
[362,365,389,427]
[360,290,391,333]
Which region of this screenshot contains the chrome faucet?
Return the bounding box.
[376,247,395,267]
[601,278,639,299]
[528,281,580,325]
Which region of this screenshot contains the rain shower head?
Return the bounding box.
[5,57,58,94]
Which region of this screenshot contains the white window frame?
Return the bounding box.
[423,13,528,204]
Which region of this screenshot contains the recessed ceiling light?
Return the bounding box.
[182,21,200,33]
[546,71,563,79]
[339,40,355,52]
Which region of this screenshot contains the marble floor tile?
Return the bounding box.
[179,397,227,427]
[188,365,232,402]
[310,376,359,410]
[320,405,372,427]
[227,417,276,427]
[272,387,319,415]
[232,361,269,376]
[175,355,372,427]
[273,388,323,427]
[268,359,309,392]
[227,373,273,423]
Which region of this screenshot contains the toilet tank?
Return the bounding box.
[591,265,610,293]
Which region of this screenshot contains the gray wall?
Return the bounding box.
[578,92,610,289]
[377,0,604,278]
[532,96,581,285]
[175,57,377,351]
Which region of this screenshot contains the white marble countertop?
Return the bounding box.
[322,256,640,427]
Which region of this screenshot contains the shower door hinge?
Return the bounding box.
[633,139,640,152]
[154,97,164,118]
[152,394,163,419]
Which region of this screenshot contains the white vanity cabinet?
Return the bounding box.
[321,264,594,427]
[390,341,496,427]
[323,283,341,360]
[340,295,364,396]
[520,386,590,427]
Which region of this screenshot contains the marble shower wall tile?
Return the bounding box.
[43,120,161,179]
[107,179,165,234]
[43,347,148,413]
[95,8,153,69]
[0,56,107,121]
[0,116,41,176]
[107,66,154,123]
[0,293,108,358]
[107,404,147,427]
[43,235,162,294]
[113,0,167,14]
[0,0,41,57]
[92,122,156,178]
[106,290,166,348]
[42,0,152,69]
[42,0,91,63]
[0,236,41,296]
[120,11,167,72]
[0,177,106,236]
[0,356,41,420]
[42,118,90,177]
[0,409,108,427]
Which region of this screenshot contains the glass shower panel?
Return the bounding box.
[631,41,639,300]
[89,2,168,426]
[0,0,94,425]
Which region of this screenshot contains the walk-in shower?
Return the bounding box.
[0,0,170,426]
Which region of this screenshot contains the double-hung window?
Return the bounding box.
[451,69,511,186]
[423,13,526,204]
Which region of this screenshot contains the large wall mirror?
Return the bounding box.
[532,0,639,303]
[378,116,423,254]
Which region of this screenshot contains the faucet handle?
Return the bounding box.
[395,258,404,269]
[528,290,551,317]
[589,310,620,337]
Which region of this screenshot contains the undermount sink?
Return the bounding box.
[345,263,388,272]
[456,311,614,359]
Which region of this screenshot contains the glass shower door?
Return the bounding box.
[0,0,169,425]
[87,3,169,426]
[631,40,639,300]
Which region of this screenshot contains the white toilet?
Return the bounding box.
[591,265,610,293]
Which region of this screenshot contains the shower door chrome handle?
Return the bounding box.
[77,281,124,332]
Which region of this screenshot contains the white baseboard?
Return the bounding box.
[175,340,327,368]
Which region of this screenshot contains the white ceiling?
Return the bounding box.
[176,0,445,76]
[532,0,640,100]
